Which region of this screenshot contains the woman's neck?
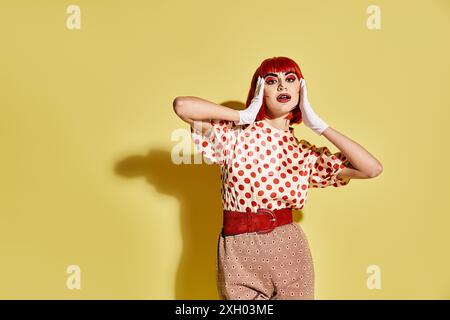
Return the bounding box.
[263,116,291,131]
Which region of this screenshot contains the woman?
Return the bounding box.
[173,56,383,300]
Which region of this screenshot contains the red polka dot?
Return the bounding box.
[202,121,348,212]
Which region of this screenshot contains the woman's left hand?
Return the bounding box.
[299,78,329,135]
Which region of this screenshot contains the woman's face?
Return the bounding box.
[263,71,300,118]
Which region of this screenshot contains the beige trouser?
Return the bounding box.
[216,222,315,300]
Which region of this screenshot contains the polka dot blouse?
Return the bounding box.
[191,119,351,212]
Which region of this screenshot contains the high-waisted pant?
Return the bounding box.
[216,222,315,300]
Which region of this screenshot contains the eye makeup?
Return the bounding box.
[265,74,297,84]
[264,71,297,80]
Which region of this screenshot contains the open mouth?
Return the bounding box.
[276,93,291,103]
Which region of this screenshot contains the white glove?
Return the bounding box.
[299,78,329,135]
[235,76,265,125]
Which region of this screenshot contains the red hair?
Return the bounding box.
[245,56,304,125]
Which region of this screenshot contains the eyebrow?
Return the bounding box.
[264,71,296,79]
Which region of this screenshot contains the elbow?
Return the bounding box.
[173,96,188,118]
[368,163,383,178]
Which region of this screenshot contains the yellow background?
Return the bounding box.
[1,0,449,299]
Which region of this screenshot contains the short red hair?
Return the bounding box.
[245,56,304,125]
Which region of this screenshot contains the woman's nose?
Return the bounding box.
[278,82,287,90]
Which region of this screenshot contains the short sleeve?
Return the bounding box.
[191,119,238,165]
[299,139,351,188]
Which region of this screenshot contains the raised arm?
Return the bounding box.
[173,76,266,133]
[173,96,240,133]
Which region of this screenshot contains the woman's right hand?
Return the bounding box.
[235,76,265,125]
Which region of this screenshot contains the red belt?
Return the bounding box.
[222,208,293,236]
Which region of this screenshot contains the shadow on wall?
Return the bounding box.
[114,100,304,300]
